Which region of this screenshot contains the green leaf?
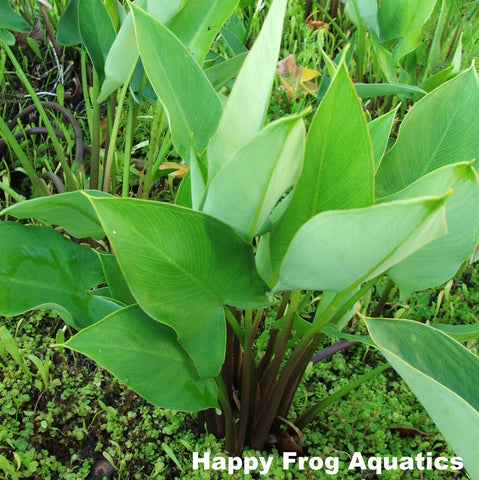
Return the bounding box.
[78,0,117,81]
[175,172,193,208]
[204,52,248,90]
[1,190,110,240]
[377,0,438,62]
[344,0,380,37]
[354,82,426,98]
[365,317,479,479]
[146,0,184,23]
[378,0,437,43]
[99,0,184,103]
[98,10,139,102]
[426,0,447,72]
[220,27,248,56]
[368,106,398,170]
[202,115,305,240]
[64,306,219,411]
[372,41,396,84]
[0,28,15,45]
[224,13,247,43]
[0,0,31,33]
[418,65,455,93]
[104,0,126,31]
[380,162,479,294]
[376,67,479,197]
[57,0,81,45]
[86,195,268,378]
[320,324,376,347]
[207,0,288,180]
[188,148,207,210]
[0,222,119,329]
[267,64,374,283]
[274,195,448,293]
[132,4,222,156]
[433,323,479,342]
[97,253,136,305]
[168,0,239,66]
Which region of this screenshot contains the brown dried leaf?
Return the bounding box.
[276,54,320,97]
[306,20,330,30]
[159,162,189,178]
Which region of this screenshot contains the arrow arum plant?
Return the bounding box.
[2,0,479,477]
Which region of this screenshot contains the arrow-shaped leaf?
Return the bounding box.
[86,195,269,378]
[0,222,119,329]
[65,305,219,411]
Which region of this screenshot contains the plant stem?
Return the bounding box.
[311,339,360,364]
[352,0,364,81]
[0,179,26,203]
[315,4,349,43]
[295,362,390,429]
[277,333,321,418]
[81,50,93,138]
[257,291,291,379]
[236,309,258,452]
[138,100,165,199]
[216,374,236,454]
[371,278,394,318]
[101,82,129,192]
[89,70,101,190]
[259,291,301,399]
[121,97,137,197]
[225,307,245,346]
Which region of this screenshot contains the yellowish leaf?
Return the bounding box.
[159,162,189,178]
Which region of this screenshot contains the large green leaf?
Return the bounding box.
[0,0,31,33]
[378,0,437,43]
[168,0,239,66]
[78,0,117,81]
[132,4,222,156]
[202,115,305,241]
[1,191,110,240]
[64,306,219,411]
[376,67,479,197]
[207,0,288,180]
[381,162,479,294]
[273,195,448,293]
[86,195,268,378]
[267,64,374,284]
[365,318,479,479]
[0,222,119,329]
[377,0,439,62]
